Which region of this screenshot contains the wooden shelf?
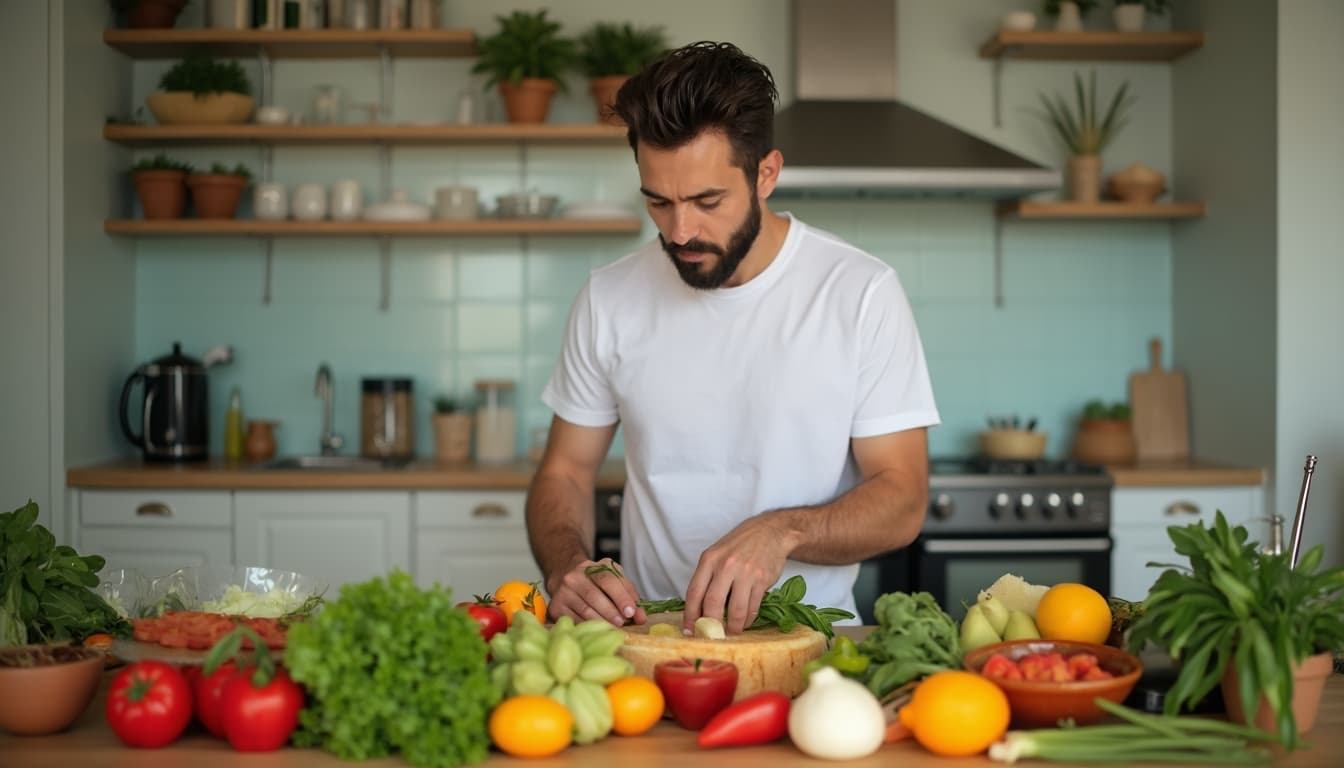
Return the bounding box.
[104,123,628,146]
[996,201,1207,220]
[103,28,476,59]
[104,219,644,237]
[979,31,1204,61]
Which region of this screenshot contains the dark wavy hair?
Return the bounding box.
[612,41,779,183]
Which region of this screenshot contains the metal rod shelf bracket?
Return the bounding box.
[258,50,273,110]
[992,55,1004,129]
[379,144,391,203]
[379,45,394,124]
[262,238,274,305]
[379,237,392,312]
[993,217,1005,309]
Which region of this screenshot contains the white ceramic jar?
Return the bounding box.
[330,180,363,221]
[292,183,327,220]
[434,186,478,220]
[253,182,288,220]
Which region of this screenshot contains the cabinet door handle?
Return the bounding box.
[1164,501,1201,516]
[472,503,508,519]
[136,502,173,517]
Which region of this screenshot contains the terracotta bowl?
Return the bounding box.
[0,644,105,736]
[979,429,1048,460]
[963,639,1143,728]
[146,91,256,125]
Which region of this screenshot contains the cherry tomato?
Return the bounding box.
[457,594,509,642]
[653,658,739,730]
[105,660,193,748]
[193,660,240,738]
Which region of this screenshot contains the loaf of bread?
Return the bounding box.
[619,611,827,701]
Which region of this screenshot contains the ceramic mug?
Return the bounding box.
[435,185,478,220]
[253,182,288,220]
[330,179,363,221]
[292,183,327,220]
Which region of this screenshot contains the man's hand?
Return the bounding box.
[546,557,648,628]
[683,513,801,635]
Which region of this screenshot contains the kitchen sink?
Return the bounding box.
[261,455,412,471]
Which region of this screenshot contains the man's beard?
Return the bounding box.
[660,195,762,290]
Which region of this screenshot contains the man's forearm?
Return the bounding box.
[767,469,926,565]
[525,473,597,589]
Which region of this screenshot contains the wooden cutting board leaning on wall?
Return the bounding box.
[1129,337,1191,461]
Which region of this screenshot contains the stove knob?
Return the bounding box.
[1015,493,1036,520]
[931,493,955,520]
[990,492,1011,519]
[1042,492,1063,519]
[1068,491,1087,518]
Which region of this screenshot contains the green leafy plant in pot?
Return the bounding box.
[1111,0,1171,32]
[131,153,194,220]
[148,52,255,125]
[471,10,577,124]
[1032,69,1134,203]
[432,396,473,464]
[577,22,668,126]
[1071,399,1135,465]
[188,162,252,220]
[1042,0,1099,31]
[1126,512,1344,749]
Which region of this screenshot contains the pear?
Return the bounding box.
[977,591,1010,635]
[1003,609,1042,641]
[959,604,1003,652]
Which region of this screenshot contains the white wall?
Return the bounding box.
[0,2,55,525]
[1276,0,1344,564]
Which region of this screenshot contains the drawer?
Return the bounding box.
[1112,486,1262,529]
[80,490,232,528]
[77,526,233,576]
[416,490,528,528]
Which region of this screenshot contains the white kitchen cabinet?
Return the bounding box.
[414,490,543,600]
[234,491,411,593]
[1110,485,1265,601]
[74,489,234,576]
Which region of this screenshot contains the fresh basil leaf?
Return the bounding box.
[777,575,806,605]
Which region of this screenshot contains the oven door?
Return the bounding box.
[917,535,1112,619]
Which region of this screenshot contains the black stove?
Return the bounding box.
[925,455,1114,535]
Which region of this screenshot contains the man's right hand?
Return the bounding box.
[545,557,647,628]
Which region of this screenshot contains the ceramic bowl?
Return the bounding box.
[963,639,1143,728]
[495,193,559,219]
[979,428,1048,460]
[146,91,255,125]
[0,645,104,735]
[1001,11,1037,31]
[255,105,291,125]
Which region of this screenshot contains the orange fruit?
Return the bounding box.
[488,695,573,758]
[495,580,547,625]
[898,671,1009,756]
[606,676,665,736]
[1033,583,1112,645]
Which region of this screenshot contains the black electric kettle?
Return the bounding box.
[119,342,214,461]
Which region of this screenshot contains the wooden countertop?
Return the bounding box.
[66,458,628,491]
[1105,459,1266,488]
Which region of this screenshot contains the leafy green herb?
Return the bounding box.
[0,500,130,646]
[284,571,499,768]
[131,153,193,174]
[856,591,962,698]
[576,22,668,77]
[636,575,855,639]
[584,563,622,579]
[159,52,251,97]
[471,10,577,91]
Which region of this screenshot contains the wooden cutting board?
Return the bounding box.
[1129,337,1190,461]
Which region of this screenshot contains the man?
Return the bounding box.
[526,41,939,635]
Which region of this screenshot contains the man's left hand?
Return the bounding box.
[682,513,800,635]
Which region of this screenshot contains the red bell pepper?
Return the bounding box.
[697,691,791,748]
[653,658,739,730]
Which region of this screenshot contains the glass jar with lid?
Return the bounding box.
[473,379,516,463]
[361,377,414,460]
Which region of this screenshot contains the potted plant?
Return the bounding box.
[1111,0,1171,32]
[130,154,194,220]
[432,396,473,463]
[1127,512,1344,749]
[188,162,252,219]
[110,0,187,29]
[471,10,577,124]
[1071,399,1135,465]
[577,22,668,126]
[147,53,255,125]
[1042,0,1098,31]
[1032,70,1134,203]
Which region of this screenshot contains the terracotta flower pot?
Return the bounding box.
[498,78,559,124]
[127,0,186,29]
[133,169,188,220]
[1072,419,1136,466]
[433,412,473,463]
[1220,650,1333,736]
[187,173,248,219]
[1068,155,1102,203]
[589,75,629,126]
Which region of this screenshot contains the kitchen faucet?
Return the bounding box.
[315,363,344,456]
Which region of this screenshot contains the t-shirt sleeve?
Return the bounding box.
[541,281,621,427]
[851,271,940,437]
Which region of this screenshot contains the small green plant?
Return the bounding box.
[1082,400,1130,421]
[1043,0,1100,17]
[159,52,251,98]
[1032,69,1134,156]
[131,153,193,174]
[577,22,668,78]
[471,10,577,91]
[203,162,252,181]
[1114,0,1171,13]
[433,396,465,414]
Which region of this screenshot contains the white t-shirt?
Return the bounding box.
[542,214,940,618]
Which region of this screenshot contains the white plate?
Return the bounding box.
[364,203,432,221]
[561,202,636,220]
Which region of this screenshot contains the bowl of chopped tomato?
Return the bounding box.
[0,644,104,735]
[963,639,1143,728]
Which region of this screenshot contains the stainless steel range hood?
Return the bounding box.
[773,0,1060,198]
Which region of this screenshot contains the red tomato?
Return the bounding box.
[653,658,739,731]
[980,653,1023,681]
[697,691,790,748]
[105,660,193,748]
[220,666,304,751]
[193,660,240,738]
[457,595,508,642]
